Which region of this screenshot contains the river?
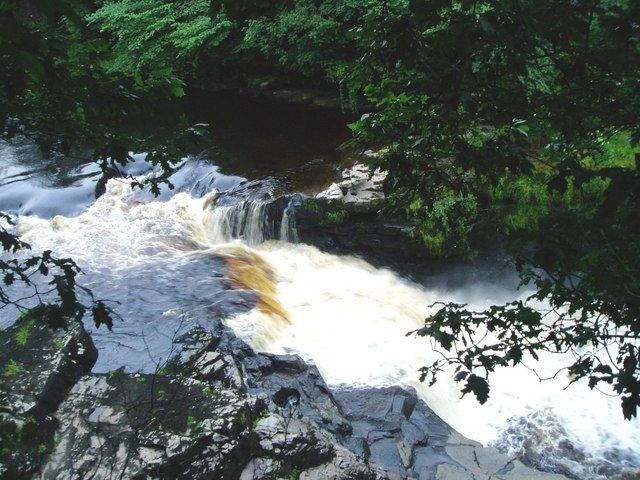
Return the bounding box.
[1,97,638,480]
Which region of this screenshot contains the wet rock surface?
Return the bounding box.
[0,316,97,478]
[290,163,430,266]
[41,369,261,479]
[330,388,567,480]
[0,317,568,479]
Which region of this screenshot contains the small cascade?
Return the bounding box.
[280,198,299,243]
[204,196,298,245]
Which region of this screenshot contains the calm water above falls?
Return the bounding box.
[0,102,639,480]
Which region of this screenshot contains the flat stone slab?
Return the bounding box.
[439,441,568,480]
[332,387,569,480]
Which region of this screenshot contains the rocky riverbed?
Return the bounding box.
[0,312,568,480]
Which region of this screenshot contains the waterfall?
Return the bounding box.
[280,201,299,243]
[203,197,298,245]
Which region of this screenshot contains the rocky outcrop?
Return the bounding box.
[0,316,98,478]
[1,321,386,479]
[41,368,261,479]
[316,162,386,204]
[332,388,567,480]
[0,316,568,480]
[289,162,430,267]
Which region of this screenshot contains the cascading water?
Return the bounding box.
[6,177,640,480]
[203,196,298,245]
[280,202,299,243]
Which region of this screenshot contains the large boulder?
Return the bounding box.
[37,326,393,479]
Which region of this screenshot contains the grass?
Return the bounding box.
[302,198,322,213]
[588,131,639,169]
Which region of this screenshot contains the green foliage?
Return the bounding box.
[240,0,366,81]
[0,408,61,475]
[14,319,34,346]
[238,410,249,428]
[52,336,66,350]
[89,0,232,75]
[353,0,640,418]
[203,385,220,398]
[408,192,478,256]
[251,409,268,430]
[4,359,25,378]
[286,467,301,480]
[588,131,640,169]
[301,198,322,213]
[0,414,42,474]
[185,415,204,432]
[321,209,347,226]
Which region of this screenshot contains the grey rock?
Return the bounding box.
[265,353,309,373]
[397,440,413,468]
[439,444,568,480]
[3,320,570,480]
[332,387,569,480]
[254,413,334,467]
[40,368,262,479]
[0,317,97,416]
[240,457,281,480]
[299,444,393,480]
[0,317,97,477]
[316,164,386,204]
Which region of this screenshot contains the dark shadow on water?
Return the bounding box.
[0,92,355,217]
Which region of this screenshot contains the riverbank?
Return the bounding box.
[0,313,568,480]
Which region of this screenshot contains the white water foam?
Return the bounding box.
[219,242,640,478]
